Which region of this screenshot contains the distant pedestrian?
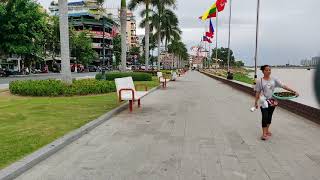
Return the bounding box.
[254,65,299,140]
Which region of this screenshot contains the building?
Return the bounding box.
[191,55,204,69]
[160,53,175,69]
[301,56,320,67]
[49,0,118,66]
[126,10,139,51]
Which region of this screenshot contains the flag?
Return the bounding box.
[200,2,217,20]
[216,0,227,12]
[199,0,227,20]
[206,19,215,38]
[203,36,212,43]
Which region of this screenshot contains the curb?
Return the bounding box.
[0,85,161,180]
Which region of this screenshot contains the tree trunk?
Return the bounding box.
[120,2,127,72]
[144,1,150,71]
[58,0,72,84]
[157,31,161,70]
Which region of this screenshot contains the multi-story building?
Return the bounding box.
[301,56,320,67]
[49,0,118,66]
[126,10,139,51]
[106,9,139,52]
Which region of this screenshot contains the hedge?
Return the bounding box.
[96,72,152,81]
[9,79,116,97]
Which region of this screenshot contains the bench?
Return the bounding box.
[115,77,148,112]
[171,71,177,81]
[157,72,170,88]
[178,69,186,77]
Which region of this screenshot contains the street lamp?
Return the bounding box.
[227,0,233,80]
[254,0,261,84]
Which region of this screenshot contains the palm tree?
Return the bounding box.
[129,0,151,70]
[168,40,188,69]
[151,0,176,70]
[58,0,72,84]
[120,0,127,71]
[139,0,179,70]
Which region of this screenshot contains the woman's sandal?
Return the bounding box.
[261,135,268,141]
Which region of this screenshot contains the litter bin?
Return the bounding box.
[227,71,233,80]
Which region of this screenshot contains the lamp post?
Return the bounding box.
[102,16,106,67]
[227,0,233,80]
[254,0,261,84]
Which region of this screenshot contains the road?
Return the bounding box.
[16,71,320,180]
[0,72,98,89]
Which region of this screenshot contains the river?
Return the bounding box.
[248,68,319,109]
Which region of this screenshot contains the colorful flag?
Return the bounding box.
[203,36,212,43]
[200,2,217,20]
[206,19,215,38]
[199,0,227,20]
[216,0,227,12]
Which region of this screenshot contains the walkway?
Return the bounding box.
[16,71,320,180]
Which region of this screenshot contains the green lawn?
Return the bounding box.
[233,72,254,85]
[0,79,159,169]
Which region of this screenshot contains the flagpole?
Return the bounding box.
[227,0,232,73]
[254,0,261,83]
[215,12,218,62]
[209,42,211,68]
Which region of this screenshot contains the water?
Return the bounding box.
[249,68,319,109]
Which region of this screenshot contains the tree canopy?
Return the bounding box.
[69,29,97,66]
[0,0,49,60]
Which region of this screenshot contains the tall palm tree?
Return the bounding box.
[151,0,176,70]
[120,0,127,71]
[162,15,181,50]
[58,0,72,84]
[168,40,188,69]
[129,0,151,70]
[139,1,179,70]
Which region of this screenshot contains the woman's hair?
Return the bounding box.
[260,65,270,71]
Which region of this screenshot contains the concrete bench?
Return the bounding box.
[178,69,186,77]
[115,77,148,112]
[157,72,170,88]
[171,71,177,81]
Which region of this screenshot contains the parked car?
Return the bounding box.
[126,66,132,71]
[88,65,97,72]
[70,63,85,72]
[0,68,12,77]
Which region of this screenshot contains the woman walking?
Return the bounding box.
[254,65,299,140]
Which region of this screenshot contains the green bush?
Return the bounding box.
[9,79,65,96]
[96,72,152,81]
[9,79,116,97]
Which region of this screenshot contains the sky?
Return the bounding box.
[37,0,320,66]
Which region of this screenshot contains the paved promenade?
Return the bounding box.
[17,71,320,180]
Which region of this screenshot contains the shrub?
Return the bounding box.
[9,79,116,97]
[9,79,65,96]
[63,79,116,96]
[96,72,152,81]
